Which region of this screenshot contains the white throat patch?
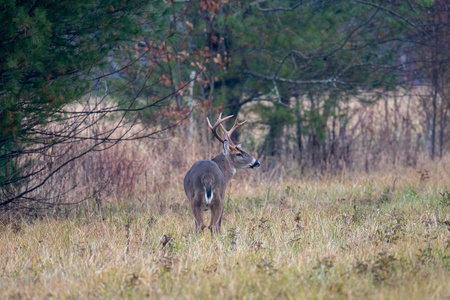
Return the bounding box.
[232,168,236,175]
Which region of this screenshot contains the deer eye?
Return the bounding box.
[236,153,242,157]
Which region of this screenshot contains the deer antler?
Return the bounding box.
[207,113,248,149]
[220,114,248,148]
[207,113,234,144]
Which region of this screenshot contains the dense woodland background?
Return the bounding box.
[1,0,449,211]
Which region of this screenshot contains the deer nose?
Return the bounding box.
[250,160,260,168]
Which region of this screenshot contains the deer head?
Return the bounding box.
[207,113,260,169]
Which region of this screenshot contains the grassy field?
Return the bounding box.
[1,162,449,299]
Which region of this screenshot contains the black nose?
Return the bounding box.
[250,160,260,168]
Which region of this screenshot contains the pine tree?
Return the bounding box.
[0,0,168,206]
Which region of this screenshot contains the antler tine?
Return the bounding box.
[207,113,234,143]
[220,114,248,148]
[227,114,248,137]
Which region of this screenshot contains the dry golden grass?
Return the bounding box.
[29,88,439,207]
[1,157,449,299]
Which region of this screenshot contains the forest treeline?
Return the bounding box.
[0,0,449,209]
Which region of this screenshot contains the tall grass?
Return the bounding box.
[8,90,445,211]
[1,158,449,299]
[1,95,449,298]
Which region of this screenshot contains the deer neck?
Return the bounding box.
[212,154,235,183]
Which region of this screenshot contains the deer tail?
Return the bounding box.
[201,173,214,204]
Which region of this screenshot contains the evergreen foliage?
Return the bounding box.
[0,0,167,204]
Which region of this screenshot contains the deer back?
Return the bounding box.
[183,160,226,203]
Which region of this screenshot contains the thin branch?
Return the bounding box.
[243,69,346,85]
[355,0,423,35]
[250,0,305,12]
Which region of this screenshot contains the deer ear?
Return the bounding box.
[223,139,230,155]
[236,143,242,148]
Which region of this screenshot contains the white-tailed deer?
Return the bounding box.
[184,113,260,235]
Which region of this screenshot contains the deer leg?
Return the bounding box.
[209,202,224,235]
[215,190,226,233]
[191,201,206,233]
[217,208,224,233]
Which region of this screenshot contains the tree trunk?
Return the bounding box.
[295,99,303,162]
[431,88,437,160]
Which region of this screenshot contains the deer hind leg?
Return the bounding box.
[214,190,226,234]
[191,200,206,233]
[216,208,224,232]
[209,202,224,236]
